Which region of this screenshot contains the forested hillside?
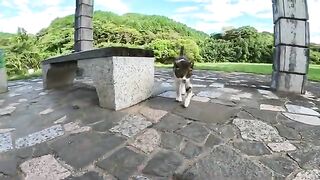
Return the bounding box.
[0,11,319,76]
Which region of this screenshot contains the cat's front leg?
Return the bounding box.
[175,78,182,102]
[183,79,193,108]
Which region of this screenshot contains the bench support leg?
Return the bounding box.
[42,62,77,89]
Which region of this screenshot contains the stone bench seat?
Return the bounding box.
[41,47,155,111]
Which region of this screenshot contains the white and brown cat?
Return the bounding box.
[173,46,194,108]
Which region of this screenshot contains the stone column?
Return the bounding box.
[74,0,94,52]
[271,0,310,94]
[0,49,8,93]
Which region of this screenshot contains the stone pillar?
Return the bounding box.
[271,0,310,94]
[0,49,8,93]
[74,0,94,52]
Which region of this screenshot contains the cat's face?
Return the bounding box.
[173,58,194,79]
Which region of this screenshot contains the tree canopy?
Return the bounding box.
[0,11,319,76]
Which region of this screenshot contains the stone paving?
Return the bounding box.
[0,68,320,180]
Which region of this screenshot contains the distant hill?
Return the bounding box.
[35,11,209,62]
[0,32,14,38]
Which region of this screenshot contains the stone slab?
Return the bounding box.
[288,149,320,169]
[260,104,285,112]
[0,68,8,93]
[142,151,183,177]
[267,141,297,152]
[257,89,279,99]
[154,114,187,132]
[285,104,320,117]
[204,134,223,148]
[0,106,16,116]
[275,18,309,47]
[191,96,210,103]
[274,124,301,140]
[176,123,209,143]
[0,152,17,176]
[50,132,125,169]
[272,0,308,22]
[129,128,161,154]
[178,145,272,179]
[160,132,183,151]
[282,113,320,126]
[20,154,71,180]
[293,169,320,180]
[273,45,308,74]
[110,114,152,138]
[66,172,104,180]
[139,107,168,123]
[157,91,176,99]
[272,72,306,94]
[209,83,224,88]
[259,156,298,176]
[233,118,284,142]
[181,142,203,159]
[173,101,239,124]
[233,142,271,156]
[197,90,222,99]
[96,147,146,180]
[15,125,64,149]
[0,133,13,152]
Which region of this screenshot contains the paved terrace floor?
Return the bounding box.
[1,68,320,180]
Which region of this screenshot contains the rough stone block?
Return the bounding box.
[273,45,309,74]
[76,0,93,6]
[42,47,155,111]
[271,71,306,94]
[92,56,154,110]
[274,19,309,47]
[75,16,93,29]
[41,61,78,89]
[75,3,93,17]
[74,40,93,52]
[0,68,8,93]
[272,0,309,22]
[75,28,93,41]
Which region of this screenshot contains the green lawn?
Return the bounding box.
[156,62,320,82]
[6,63,320,82]
[8,70,42,81]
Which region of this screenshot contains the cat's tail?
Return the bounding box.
[179,46,184,57]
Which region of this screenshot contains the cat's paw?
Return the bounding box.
[176,97,182,102]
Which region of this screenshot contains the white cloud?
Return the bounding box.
[176,6,199,13]
[170,0,320,43]
[0,0,74,34]
[194,21,232,32]
[0,0,130,34]
[95,0,129,15]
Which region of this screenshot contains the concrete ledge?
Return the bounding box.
[0,68,8,93]
[43,47,154,65]
[42,47,155,111]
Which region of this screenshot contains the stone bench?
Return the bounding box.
[41,47,155,111]
[0,49,7,93]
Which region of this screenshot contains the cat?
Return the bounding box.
[173,46,194,108]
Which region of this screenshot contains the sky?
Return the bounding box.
[0,0,320,43]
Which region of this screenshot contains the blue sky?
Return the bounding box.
[0,0,319,43]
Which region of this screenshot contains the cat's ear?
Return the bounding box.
[190,61,194,68]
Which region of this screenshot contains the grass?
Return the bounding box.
[5,63,320,82]
[156,62,320,82]
[8,70,42,81]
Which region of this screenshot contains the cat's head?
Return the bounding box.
[173,58,194,80]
